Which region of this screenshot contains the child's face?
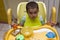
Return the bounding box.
[27,8,38,19]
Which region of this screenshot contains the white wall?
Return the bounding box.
[58,0,60,23]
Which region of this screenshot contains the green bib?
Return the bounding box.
[24,15,42,28]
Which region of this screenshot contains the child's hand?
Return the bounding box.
[47,21,56,26]
[11,23,18,29]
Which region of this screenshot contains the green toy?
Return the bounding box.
[16,34,24,40]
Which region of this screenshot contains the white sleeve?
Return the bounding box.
[39,16,45,25]
[20,16,26,26]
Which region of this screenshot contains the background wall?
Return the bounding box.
[58,0,60,23]
[0,0,8,23]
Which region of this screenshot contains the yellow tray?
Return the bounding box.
[4,25,59,40]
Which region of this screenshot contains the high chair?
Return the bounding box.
[4,2,59,40]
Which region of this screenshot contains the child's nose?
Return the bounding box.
[33,13,35,15]
[32,14,35,17]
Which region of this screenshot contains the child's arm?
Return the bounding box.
[39,16,45,25]
[20,16,26,26]
[47,21,56,26]
[11,16,26,28]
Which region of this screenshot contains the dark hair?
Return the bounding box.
[26,1,39,12]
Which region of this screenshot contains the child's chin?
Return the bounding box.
[32,18,36,20]
[30,17,36,20]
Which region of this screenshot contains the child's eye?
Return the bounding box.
[34,11,38,14]
[34,12,37,14]
[30,12,32,14]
